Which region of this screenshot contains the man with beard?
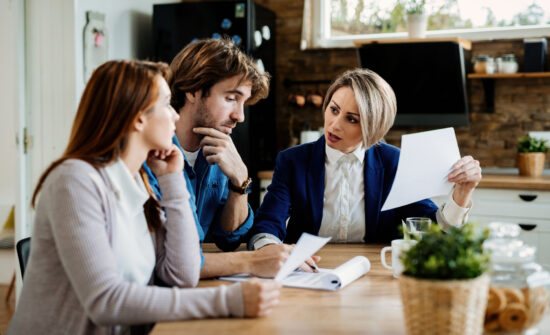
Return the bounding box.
[145,38,304,278]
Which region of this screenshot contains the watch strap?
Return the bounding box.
[228,177,252,194]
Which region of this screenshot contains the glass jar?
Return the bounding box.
[483,222,550,334]
[473,55,496,74]
[495,57,503,73]
[500,54,518,74]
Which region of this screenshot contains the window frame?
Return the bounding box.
[317,0,550,48]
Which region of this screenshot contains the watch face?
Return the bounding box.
[245,179,253,194]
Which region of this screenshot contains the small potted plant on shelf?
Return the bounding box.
[517,135,547,177]
[399,224,491,335]
[406,0,428,38]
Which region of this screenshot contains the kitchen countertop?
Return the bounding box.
[478,174,550,191]
[257,169,550,191]
[482,167,550,176]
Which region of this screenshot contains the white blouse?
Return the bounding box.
[319,144,367,242]
[104,159,155,286]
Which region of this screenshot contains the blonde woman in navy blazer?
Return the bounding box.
[248,69,481,264]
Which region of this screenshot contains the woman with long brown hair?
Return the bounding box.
[8,60,279,335]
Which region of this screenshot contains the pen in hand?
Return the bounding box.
[307,255,322,272]
[296,261,319,273]
[296,255,321,273]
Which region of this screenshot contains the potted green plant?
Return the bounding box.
[517,136,547,177]
[399,224,491,335]
[406,0,427,38]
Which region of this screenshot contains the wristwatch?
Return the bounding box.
[228,177,253,194]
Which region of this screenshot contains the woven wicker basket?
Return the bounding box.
[399,274,490,335]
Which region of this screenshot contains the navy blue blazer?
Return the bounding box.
[250,136,438,244]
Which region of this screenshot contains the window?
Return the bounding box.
[305,0,550,48]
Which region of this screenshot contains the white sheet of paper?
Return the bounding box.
[274,233,331,281]
[381,127,461,211]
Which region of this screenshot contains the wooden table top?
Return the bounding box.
[258,170,550,191]
[150,244,550,335]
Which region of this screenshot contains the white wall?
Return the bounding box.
[27,0,179,182]
[0,0,19,219]
[4,0,178,236]
[74,0,178,96]
[0,0,180,224]
[0,0,180,226]
[22,0,179,210]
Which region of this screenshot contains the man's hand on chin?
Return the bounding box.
[193,127,248,186]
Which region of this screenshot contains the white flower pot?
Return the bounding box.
[407,13,427,39]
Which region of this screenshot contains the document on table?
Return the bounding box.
[280,256,370,290]
[219,233,371,291]
[381,127,461,211]
[274,233,331,281]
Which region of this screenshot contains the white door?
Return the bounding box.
[13,0,78,299]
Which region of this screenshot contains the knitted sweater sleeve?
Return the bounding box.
[153,172,201,288]
[45,161,244,325]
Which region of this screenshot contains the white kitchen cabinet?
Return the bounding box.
[466,188,550,270]
[433,189,550,269]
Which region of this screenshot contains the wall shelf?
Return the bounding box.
[354,37,472,50]
[468,72,550,79]
[468,72,550,113]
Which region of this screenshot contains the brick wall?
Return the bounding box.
[256,0,550,168]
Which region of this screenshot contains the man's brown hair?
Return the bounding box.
[169,38,270,111]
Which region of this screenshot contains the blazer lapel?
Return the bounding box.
[307,136,326,234]
[364,145,384,243]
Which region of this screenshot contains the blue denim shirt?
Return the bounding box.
[143,136,254,268]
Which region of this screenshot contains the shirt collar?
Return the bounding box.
[325,143,366,165]
[104,158,149,213]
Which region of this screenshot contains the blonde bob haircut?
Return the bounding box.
[322,68,397,149]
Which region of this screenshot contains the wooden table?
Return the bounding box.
[152,244,403,334]
[152,244,550,335]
